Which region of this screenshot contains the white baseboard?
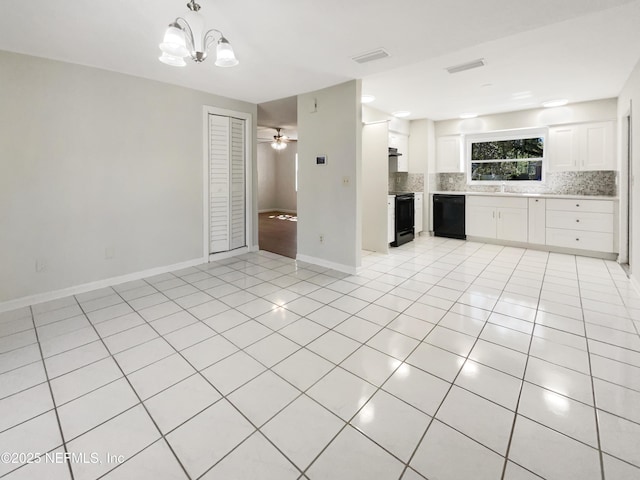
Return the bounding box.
[0,257,206,314]
[295,254,359,275]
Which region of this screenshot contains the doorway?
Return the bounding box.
[256,96,298,259]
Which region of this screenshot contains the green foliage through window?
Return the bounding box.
[470,136,544,182]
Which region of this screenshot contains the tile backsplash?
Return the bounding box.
[389,173,424,193]
[435,171,617,196]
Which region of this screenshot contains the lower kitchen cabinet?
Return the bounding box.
[545,198,615,252]
[466,196,528,242]
[528,198,546,244]
[461,194,617,256]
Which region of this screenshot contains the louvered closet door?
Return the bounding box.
[229,118,246,250]
[208,114,246,254]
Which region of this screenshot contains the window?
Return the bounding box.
[467,129,546,183]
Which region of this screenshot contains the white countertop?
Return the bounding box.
[430,191,619,201]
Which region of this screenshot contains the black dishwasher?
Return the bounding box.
[433,194,466,239]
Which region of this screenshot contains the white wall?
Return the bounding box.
[0,50,257,303]
[618,59,640,285]
[435,98,617,136]
[257,143,277,211]
[362,122,389,252]
[257,141,297,213]
[274,143,298,212]
[297,81,362,272]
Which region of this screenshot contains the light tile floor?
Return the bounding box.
[1,236,640,479]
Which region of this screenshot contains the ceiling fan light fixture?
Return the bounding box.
[271,140,287,150]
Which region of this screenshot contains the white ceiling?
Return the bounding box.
[2,0,640,121]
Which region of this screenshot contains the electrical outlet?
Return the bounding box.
[35,258,47,273]
[319,234,324,244]
[342,176,350,186]
[105,247,115,260]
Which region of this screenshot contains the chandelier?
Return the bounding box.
[159,0,238,67]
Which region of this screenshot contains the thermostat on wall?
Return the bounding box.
[316,155,327,165]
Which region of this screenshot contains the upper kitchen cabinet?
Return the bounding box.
[436,135,463,172]
[548,121,615,172]
[389,131,409,172]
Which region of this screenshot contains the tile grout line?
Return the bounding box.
[579,260,620,480]
[27,305,75,480]
[499,250,550,480]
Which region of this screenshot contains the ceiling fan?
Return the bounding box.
[258,127,297,150]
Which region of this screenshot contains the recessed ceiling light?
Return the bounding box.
[361,94,376,104]
[392,111,411,118]
[542,99,568,108]
[460,113,478,119]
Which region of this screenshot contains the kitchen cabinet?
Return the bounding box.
[466,196,528,242]
[548,121,615,172]
[389,132,409,172]
[528,198,546,244]
[436,135,462,173]
[545,198,615,252]
[414,192,423,234]
[387,196,395,243]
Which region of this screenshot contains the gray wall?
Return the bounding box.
[257,141,297,213]
[257,142,278,211]
[297,81,362,271]
[0,50,257,302]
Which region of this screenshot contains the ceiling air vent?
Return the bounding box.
[446,58,486,74]
[352,48,390,64]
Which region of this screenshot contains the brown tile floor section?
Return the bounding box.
[259,211,297,259]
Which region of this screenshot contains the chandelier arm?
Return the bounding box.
[175,17,197,55]
[203,28,224,52]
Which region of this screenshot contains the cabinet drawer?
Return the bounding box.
[546,198,614,214]
[466,195,528,209]
[546,211,613,233]
[546,228,613,252]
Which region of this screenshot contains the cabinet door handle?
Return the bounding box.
[576,204,580,207]
[535,199,539,202]
[576,238,580,241]
[493,211,495,219]
[576,219,580,223]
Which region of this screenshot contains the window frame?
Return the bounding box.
[465,127,547,186]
